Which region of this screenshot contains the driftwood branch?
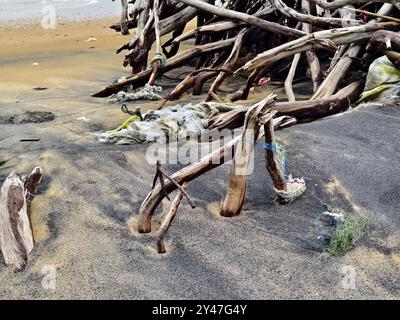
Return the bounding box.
[157,182,188,254]
[238,21,398,73]
[0,167,43,270]
[220,95,277,217]
[208,80,363,133]
[307,0,399,10]
[177,0,305,38]
[264,119,287,204]
[98,0,398,103]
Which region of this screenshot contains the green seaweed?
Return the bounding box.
[329,213,368,256]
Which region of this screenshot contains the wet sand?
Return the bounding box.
[0,19,399,300]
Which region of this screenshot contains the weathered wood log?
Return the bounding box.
[208,80,363,133]
[110,1,186,32]
[177,0,305,38]
[345,6,400,24]
[301,0,322,92]
[128,0,151,72]
[171,5,275,45]
[0,167,43,270]
[165,69,221,101]
[312,3,395,99]
[119,0,130,35]
[284,53,301,102]
[147,0,163,86]
[326,44,349,74]
[138,136,239,233]
[367,30,400,52]
[238,21,398,73]
[157,182,188,254]
[264,119,287,204]
[120,3,200,69]
[271,0,361,27]
[93,38,235,97]
[276,81,364,118]
[308,0,399,10]
[311,43,363,99]
[173,21,246,45]
[220,95,277,217]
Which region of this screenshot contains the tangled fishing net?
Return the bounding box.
[98,102,236,144]
[110,84,163,103]
[266,143,306,202]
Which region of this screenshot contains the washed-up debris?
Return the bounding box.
[265,142,306,203]
[20,138,40,142]
[0,168,43,270]
[0,111,55,125]
[77,116,91,122]
[98,101,236,144]
[33,87,48,91]
[85,37,97,42]
[110,84,163,103]
[358,55,400,103]
[298,211,367,255]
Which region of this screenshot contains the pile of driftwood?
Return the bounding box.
[97,0,399,114]
[140,95,307,253]
[98,1,400,251]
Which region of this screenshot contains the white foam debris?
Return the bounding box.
[77,117,91,122]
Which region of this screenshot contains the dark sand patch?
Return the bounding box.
[0,111,55,125]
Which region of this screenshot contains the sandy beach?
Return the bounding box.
[0,10,399,300]
[0,0,120,27]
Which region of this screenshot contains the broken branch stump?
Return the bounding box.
[220,95,278,217]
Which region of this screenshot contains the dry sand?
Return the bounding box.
[0,19,399,300]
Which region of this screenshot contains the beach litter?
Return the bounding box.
[297,211,367,255]
[77,116,91,122]
[20,138,41,142]
[110,84,164,103]
[358,55,400,104]
[98,102,236,144]
[85,37,97,42]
